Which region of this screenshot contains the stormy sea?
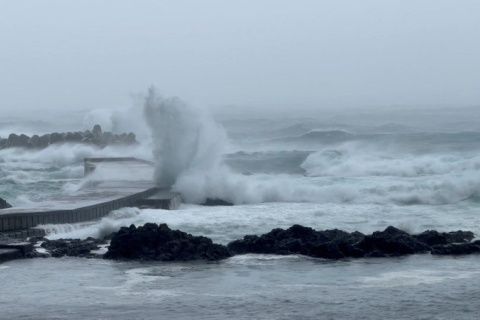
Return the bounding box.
[2,92,480,319]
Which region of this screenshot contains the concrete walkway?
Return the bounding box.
[0,159,181,239]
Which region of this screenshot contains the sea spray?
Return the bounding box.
[140,88,480,205]
[143,86,227,189]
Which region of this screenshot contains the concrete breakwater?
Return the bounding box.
[0,183,162,239]
[0,158,182,240]
[0,124,137,149]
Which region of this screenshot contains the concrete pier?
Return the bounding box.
[0,158,181,240]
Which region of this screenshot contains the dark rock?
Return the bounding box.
[104,223,232,261]
[92,125,103,138]
[28,135,40,148]
[120,132,136,144]
[309,241,346,259]
[19,134,30,146]
[26,251,50,259]
[90,138,104,146]
[7,133,19,145]
[354,226,430,257]
[413,230,475,247]
[0,128,138,150]
[65,132,84,142]
[227,224,365,259]
[37,134,50,148]
[445,230,475,243]
[41,238,106,258]
[202,198,234,206]
[49,132,65,144]
[28,236,45,243]
[81,137,92,144]
[0,197,12,209]
[431,241,480,255]
[103,232,117,241]
[102,132,115,144]
[8,133,29,148]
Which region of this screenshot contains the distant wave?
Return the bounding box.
[270,130,480,153]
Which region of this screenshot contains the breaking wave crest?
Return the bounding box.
[141,88,480,206]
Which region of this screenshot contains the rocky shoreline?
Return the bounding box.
[12,223,479,262]
[0,124,137,150]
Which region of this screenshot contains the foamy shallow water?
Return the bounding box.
[2,254,480,319]
[43,202,480,243]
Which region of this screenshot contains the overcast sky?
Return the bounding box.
[1,0,479,114]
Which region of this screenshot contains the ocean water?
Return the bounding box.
[1,104,480,319]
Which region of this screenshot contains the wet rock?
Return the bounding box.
[49,132,65,144]
[65,132,84,142]
[92,124,103,138]
[120,132,137,144]
[7,133,19,145]
[202,198,234,206]
[355,226,429,257]
[26,251,50,259]
[104,223,232,261]
[81,137,92,144]
[102,131,114,144]
[8,133,29,148]
[431,241,480,255]
[229,225,475,260]
[227,224,366,259]
[0,128,139,151]
[413,230,475,246]
[28,236,45,244]
[19,134,30,144]
[37,134,50,148]
[103,232,117,241]
[41,238,106,258]
[90,138,104,147]
[0,197,12,209]
[28,135,40,148]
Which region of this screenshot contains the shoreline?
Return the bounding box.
[2,223,478,264]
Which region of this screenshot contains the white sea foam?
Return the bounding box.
[40,201,480,244]
[301,144,480,178]
[42,207,143,240]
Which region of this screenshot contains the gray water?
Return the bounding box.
[2,255,480,319]
[2,108,480,319]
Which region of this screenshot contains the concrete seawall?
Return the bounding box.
[0,186,162,239]
[0,158,181,240]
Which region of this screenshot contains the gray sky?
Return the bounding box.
[1,0,479,114]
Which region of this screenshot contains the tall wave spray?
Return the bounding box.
[142,88,337,205]
[143,87,227,191]
[142,87,480,206]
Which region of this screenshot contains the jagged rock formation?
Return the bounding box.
[202,198,234,206]
[227,225,476,259]
[13,224,480,263]
[0,125,137,150]
[104,223,233,261]
[39,237,107,258]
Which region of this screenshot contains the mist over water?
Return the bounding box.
[3,93,480,319]
[143,87,227,190]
